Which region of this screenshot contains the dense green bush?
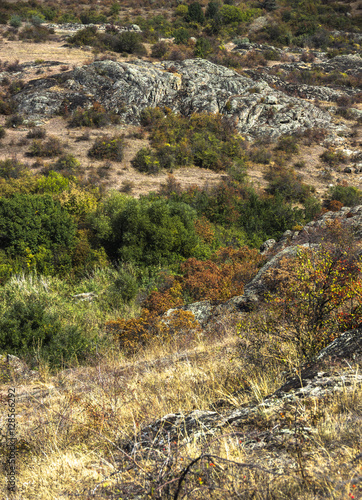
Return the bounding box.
[116,199,200,266]
[265,165,314,202]
[219,5,261,24]
[173,27,190,44]
[0,159,27,179]
[0,193,76,257]
[134,110,245,173]
[29,136,65,157]
[113,266,138,303]
[68,104,120,128]
[0,297,91,369]
[194,37,212,58]
[53,154,81,176]
[9,14,22,28]
[114,31,147,55]
[185,2,204,24]
[131,148,161,174]
[68,26,99,46]
[80,10,107,24]
[328,185,362,207]
[69,27,146,55]
[89,194,201,266]
[88,135,125,161]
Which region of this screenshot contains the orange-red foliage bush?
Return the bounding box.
[143,279,184,314]
[105,308,201,353]
[181,246,264,302]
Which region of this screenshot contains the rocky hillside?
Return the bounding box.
[13,58,336,139]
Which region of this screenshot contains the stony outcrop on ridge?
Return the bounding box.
[13,58,333,139]
[245,54,362,102]
[123,327,362,453]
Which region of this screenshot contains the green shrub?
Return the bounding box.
[328,185,362,207]
[9,15,22,28]
[0,99,15,115]
[0,193,76,257]
[274,135,299,155]
[80,10,107,24]
[131,147,161,174]
[220,5,261,24]
[0,159,27,179]
[113,267,138,303]
[18,25,51,43]
[320,149,347,167]
[27,127,46,139]
[114,32,146,55]
[173,27,190,45]
[206,1,221,20]
[0,297,90,369]
[175,4,188,16]
[140,107,165,128]
[265,165,313,202]
[151,41,169,59]
[89,196,200,266]
[35,171,71,194]
[135,110,245,173]
[194,37,212,58]
[53,154,81,176]
[88,135,125,161]
[263,49,281,61]
[0,126,5,139]
[68,26,98,46]
[68,104,120,128]
[29,136,65,157]
[31,14,44,26]
[185,2,205,23]
[249,147,271,164]
[5,114,24,128]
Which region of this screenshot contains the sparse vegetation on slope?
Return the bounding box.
[0,0,361,497]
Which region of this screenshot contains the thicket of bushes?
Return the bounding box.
[0,81,360,371]
[0,0,360,56]
[132,108,246,173]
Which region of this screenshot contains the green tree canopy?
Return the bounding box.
[0,193,76,256]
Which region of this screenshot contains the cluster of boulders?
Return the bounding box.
[123,327,362,452]
[12,58,336,140]
[46,23,142,33]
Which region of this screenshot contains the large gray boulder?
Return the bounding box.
[14,58,333,139]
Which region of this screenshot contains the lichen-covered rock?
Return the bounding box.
[122,330,362,451]
[245,54,362,102]
[0,354,38,381]
[14,58,334,139]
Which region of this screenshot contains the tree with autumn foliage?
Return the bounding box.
[267,246,362,358]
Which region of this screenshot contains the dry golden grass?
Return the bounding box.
[1,320,361,499]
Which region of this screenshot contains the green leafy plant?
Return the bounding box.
[88,135,125,161]
[68,103,120,128]
[0,297,91,369]
[29,136,65,157]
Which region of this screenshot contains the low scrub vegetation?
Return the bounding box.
[133,108,246,173]
[68,103,120,128]
[87,135,125,161]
